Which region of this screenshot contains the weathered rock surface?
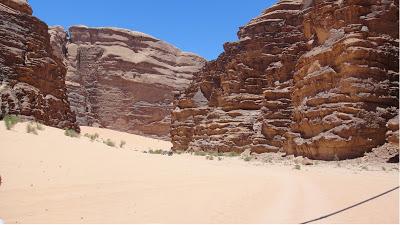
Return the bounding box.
[386,115,399,145]
[171,0,399,160]
[0,0,78,130]
[285,0,399,160]
[172,0,307,153]
[50,26,205,138]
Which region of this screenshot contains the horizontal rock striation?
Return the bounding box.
[50,26,205,138]
[0,0,78,130]
[285,0,399,160]
[172,0,307,153]
[171,0,399,160]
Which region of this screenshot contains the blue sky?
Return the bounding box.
[30,0,277,60]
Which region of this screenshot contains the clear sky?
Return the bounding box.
[29,0,277,60]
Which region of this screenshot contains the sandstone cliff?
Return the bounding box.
[50,26,205,138]
[0,0,78,130]
[171,0,399,160]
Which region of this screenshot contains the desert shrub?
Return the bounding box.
[149,149,163,154]
[206,155,214,160]
[26,123,38,135]
[120,140,126,148]
[194,151,207,156]
[35,122,45,131]
[218,157,223,161]
[64,129,79,138]
[225,151,240,157]
[103,139,116,147]
[361,165,369,171]
[243,156,252,162]
[294,164,301,170]
[84,133,99,141]
[3,114,19,130]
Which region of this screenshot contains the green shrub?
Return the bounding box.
[35,122,45,131]
[194,151,207,156]
[26,123,38,135]
[103,139,116,147]
[218,157,223,161]
[64,129,79,138]
[3,114,19,130]
[243,156,252,162]
[206,155,214,160]
[225,151,240,157]
[120,140,126,148]
[149,149,163,154]
[84,133,99,141]
[294,164,301,170]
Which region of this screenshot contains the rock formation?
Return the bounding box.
[50,26,205,139]
[171,0,399,160]
[0,0,78,130]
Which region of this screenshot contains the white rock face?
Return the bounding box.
[49,26,206,139]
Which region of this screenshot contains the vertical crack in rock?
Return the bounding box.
[49,25,206,139]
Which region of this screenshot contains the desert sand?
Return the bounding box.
[0,122,398,224]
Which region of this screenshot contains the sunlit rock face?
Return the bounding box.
[50,26,205,139]
[171,0,307,153]
[285,0,399,160]
[0,0,79,130]
[171,0,399,160]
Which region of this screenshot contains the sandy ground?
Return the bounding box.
[0,122,399,224]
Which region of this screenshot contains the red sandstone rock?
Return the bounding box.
[0,0,78,130]
[49,26,205,139]
[172,0,307,153]
[171,0,399,160]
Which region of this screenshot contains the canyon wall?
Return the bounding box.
[171,0,399,160]
[0,0,78,130]
[50,26,205,139]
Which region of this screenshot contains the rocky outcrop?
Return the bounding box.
[50,26,205,138]
[285,0,399,160]
[0,0,78,130]
[171,0,307,153]
[171,0,399,160]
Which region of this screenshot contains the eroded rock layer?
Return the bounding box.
[50,26,205,138]
[172,0,307,153]
[285,0,399,160]
[171,0,399,160]
[0,0,78,130]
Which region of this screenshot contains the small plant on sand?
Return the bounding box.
[205,155,214,160]
[26,123,38,135]
[3,114,19,130]
[361,165,369,171]
[382,166,386,171]
[149,149,163,154]
[243,156,252,162]
[64,129,79,138]
[35,122,45,131]
[175,150,183,155]
[120,140,126,148]
[103,138,116,147]
[218,157,223,161]
[84,133,99,141]
[294,164,301,170]
[225,151,240,157]
[194,151,207,156]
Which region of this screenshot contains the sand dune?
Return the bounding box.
[0,122,398,223]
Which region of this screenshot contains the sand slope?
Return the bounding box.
[0,122,398,223]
